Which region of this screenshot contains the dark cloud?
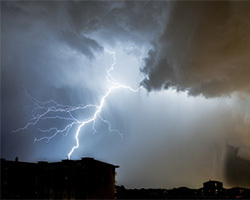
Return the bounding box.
[1,1,104,59]
[2,0,166,57]
[142,1,250,97]
[59,29,103,58]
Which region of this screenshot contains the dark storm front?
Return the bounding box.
[0,157,118,199]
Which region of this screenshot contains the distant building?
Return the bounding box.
[227,187,249,199]
[201,180,225,196]
[1,157,119,199]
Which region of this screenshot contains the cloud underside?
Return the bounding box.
[4,1,250,98]
[142,1,250,97]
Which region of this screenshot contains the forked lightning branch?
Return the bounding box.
[14,50,142,159]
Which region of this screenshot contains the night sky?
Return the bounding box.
[1,1,250,189]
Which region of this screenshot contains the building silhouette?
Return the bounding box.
[201,180,224,196]
[1,157,119,199]
[1,158,250,199]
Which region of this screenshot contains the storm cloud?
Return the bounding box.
[1,1,250,189]
[142,1,250,97]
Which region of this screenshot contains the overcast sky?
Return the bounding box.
[1,1,250,189]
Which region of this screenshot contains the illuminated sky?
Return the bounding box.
[1,1,250,189]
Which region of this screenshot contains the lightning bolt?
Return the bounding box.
[14,50,142,159]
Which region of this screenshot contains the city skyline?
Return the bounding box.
[2,157,249,199]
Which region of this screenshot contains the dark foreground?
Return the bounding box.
[115,182,250,199]
[1,158,249,199]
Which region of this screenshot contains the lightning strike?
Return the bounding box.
[14,50,142,159]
